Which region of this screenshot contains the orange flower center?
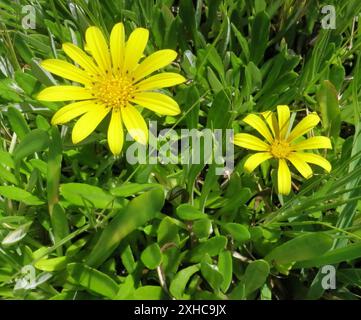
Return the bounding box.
[270,139,291,159]
[93,76,135,109]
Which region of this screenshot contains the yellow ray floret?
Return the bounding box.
[233,105,332,195]
[37,22,186,155]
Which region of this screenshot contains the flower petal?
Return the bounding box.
[123,28,149,74]
[135,73,186,91]
[62,43,100,75]
[131,92,180,116]
[262,111,278,137]
[37,86,93,101]
[72,105,110,144]
[51,100,96,125]
[110,22,125,73]
[277,105,290,139]
[287,153,313,179]
[121,104,148,144]
[131,49,177,82]
[41,59,92,85]
[291,136,332,150]
[85,26,111,73]
[288,113,320,142]
[244,152,273,173]
[278,159,291,195]
[243,114,274,143]
[295,152,331,172]
[108,109,124,155]
[233,133,270,151]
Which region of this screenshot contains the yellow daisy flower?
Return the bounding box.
[233,105,332,195]
[37,23,186,155]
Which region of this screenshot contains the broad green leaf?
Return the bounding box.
[244,260,270,296]
[316,80,341,138]
[222,223,250,243]
[35,256,67,272]
[60,183,125,209]
[250,11,270,65]
[201,261,223,291]
[67,263,118,299]
[6,107,30,140]
[176,204,207,220]
[218,250,233,293]
[86,188,164,267]
[0,186,44,205]
[188,236,227,263]
[13,129,50,162]
[110,183,159,197]
[169,264,200,299]
[141,243,162,270]
[132,286,167,300]
[265,233,333,265]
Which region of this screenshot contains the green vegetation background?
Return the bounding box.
[1,0,361,300]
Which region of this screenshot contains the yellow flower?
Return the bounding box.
[37,23,186,155]
[233,105,332,195]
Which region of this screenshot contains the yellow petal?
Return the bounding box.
[41,59,92,85]
[131,92,180,116]
[291,136,332,150]
[37,86,93,101]
[233,133,270,151]
[72,105,110,144]
[85,26,111,73]
[277,105,290,139]
[287,153,313,179]
[135,73,186,91]
[131,49,177,82]
[51,100,96,125]
[262,111,278,137]
[294,152,331,172]
[243,114,274,143]
[108,109,124,155]
[121,104,148,144]
[62,43,100,75]
[278,159,291,195]
[288,113,320,142]
[110,22,125,73]
[244,152,273,173]
[123,28,149,74]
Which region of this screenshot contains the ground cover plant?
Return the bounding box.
[1,0,361,300]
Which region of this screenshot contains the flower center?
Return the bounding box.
[270,139,291,158]
[93,76,135,109]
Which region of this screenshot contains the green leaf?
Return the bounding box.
[265,233,333,266]
[296,242,361,268]
[316,80,341,138]
[67,263,119,299]
[60,183,125,209]
[218,250,233,293]
[250,11,270,65]
[6,107,30,140]
[201,260,223,291]
[244,260,270,296]
[110,183,159,197]
[192,219,212,240]
[35,256,67,271]
[13,129,50,162]
[176,204,207,220]
[222,223,251,243]
[0,186,44,205]
[86,188,164,267]
[141,243,162,270]
[188,236,227,263]
[132,286,167,300]
[169,264,200,299]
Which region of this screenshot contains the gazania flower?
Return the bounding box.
[37,23,185,155]
[233,105,332,195]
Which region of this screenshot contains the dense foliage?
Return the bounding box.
[1,0,361,300]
